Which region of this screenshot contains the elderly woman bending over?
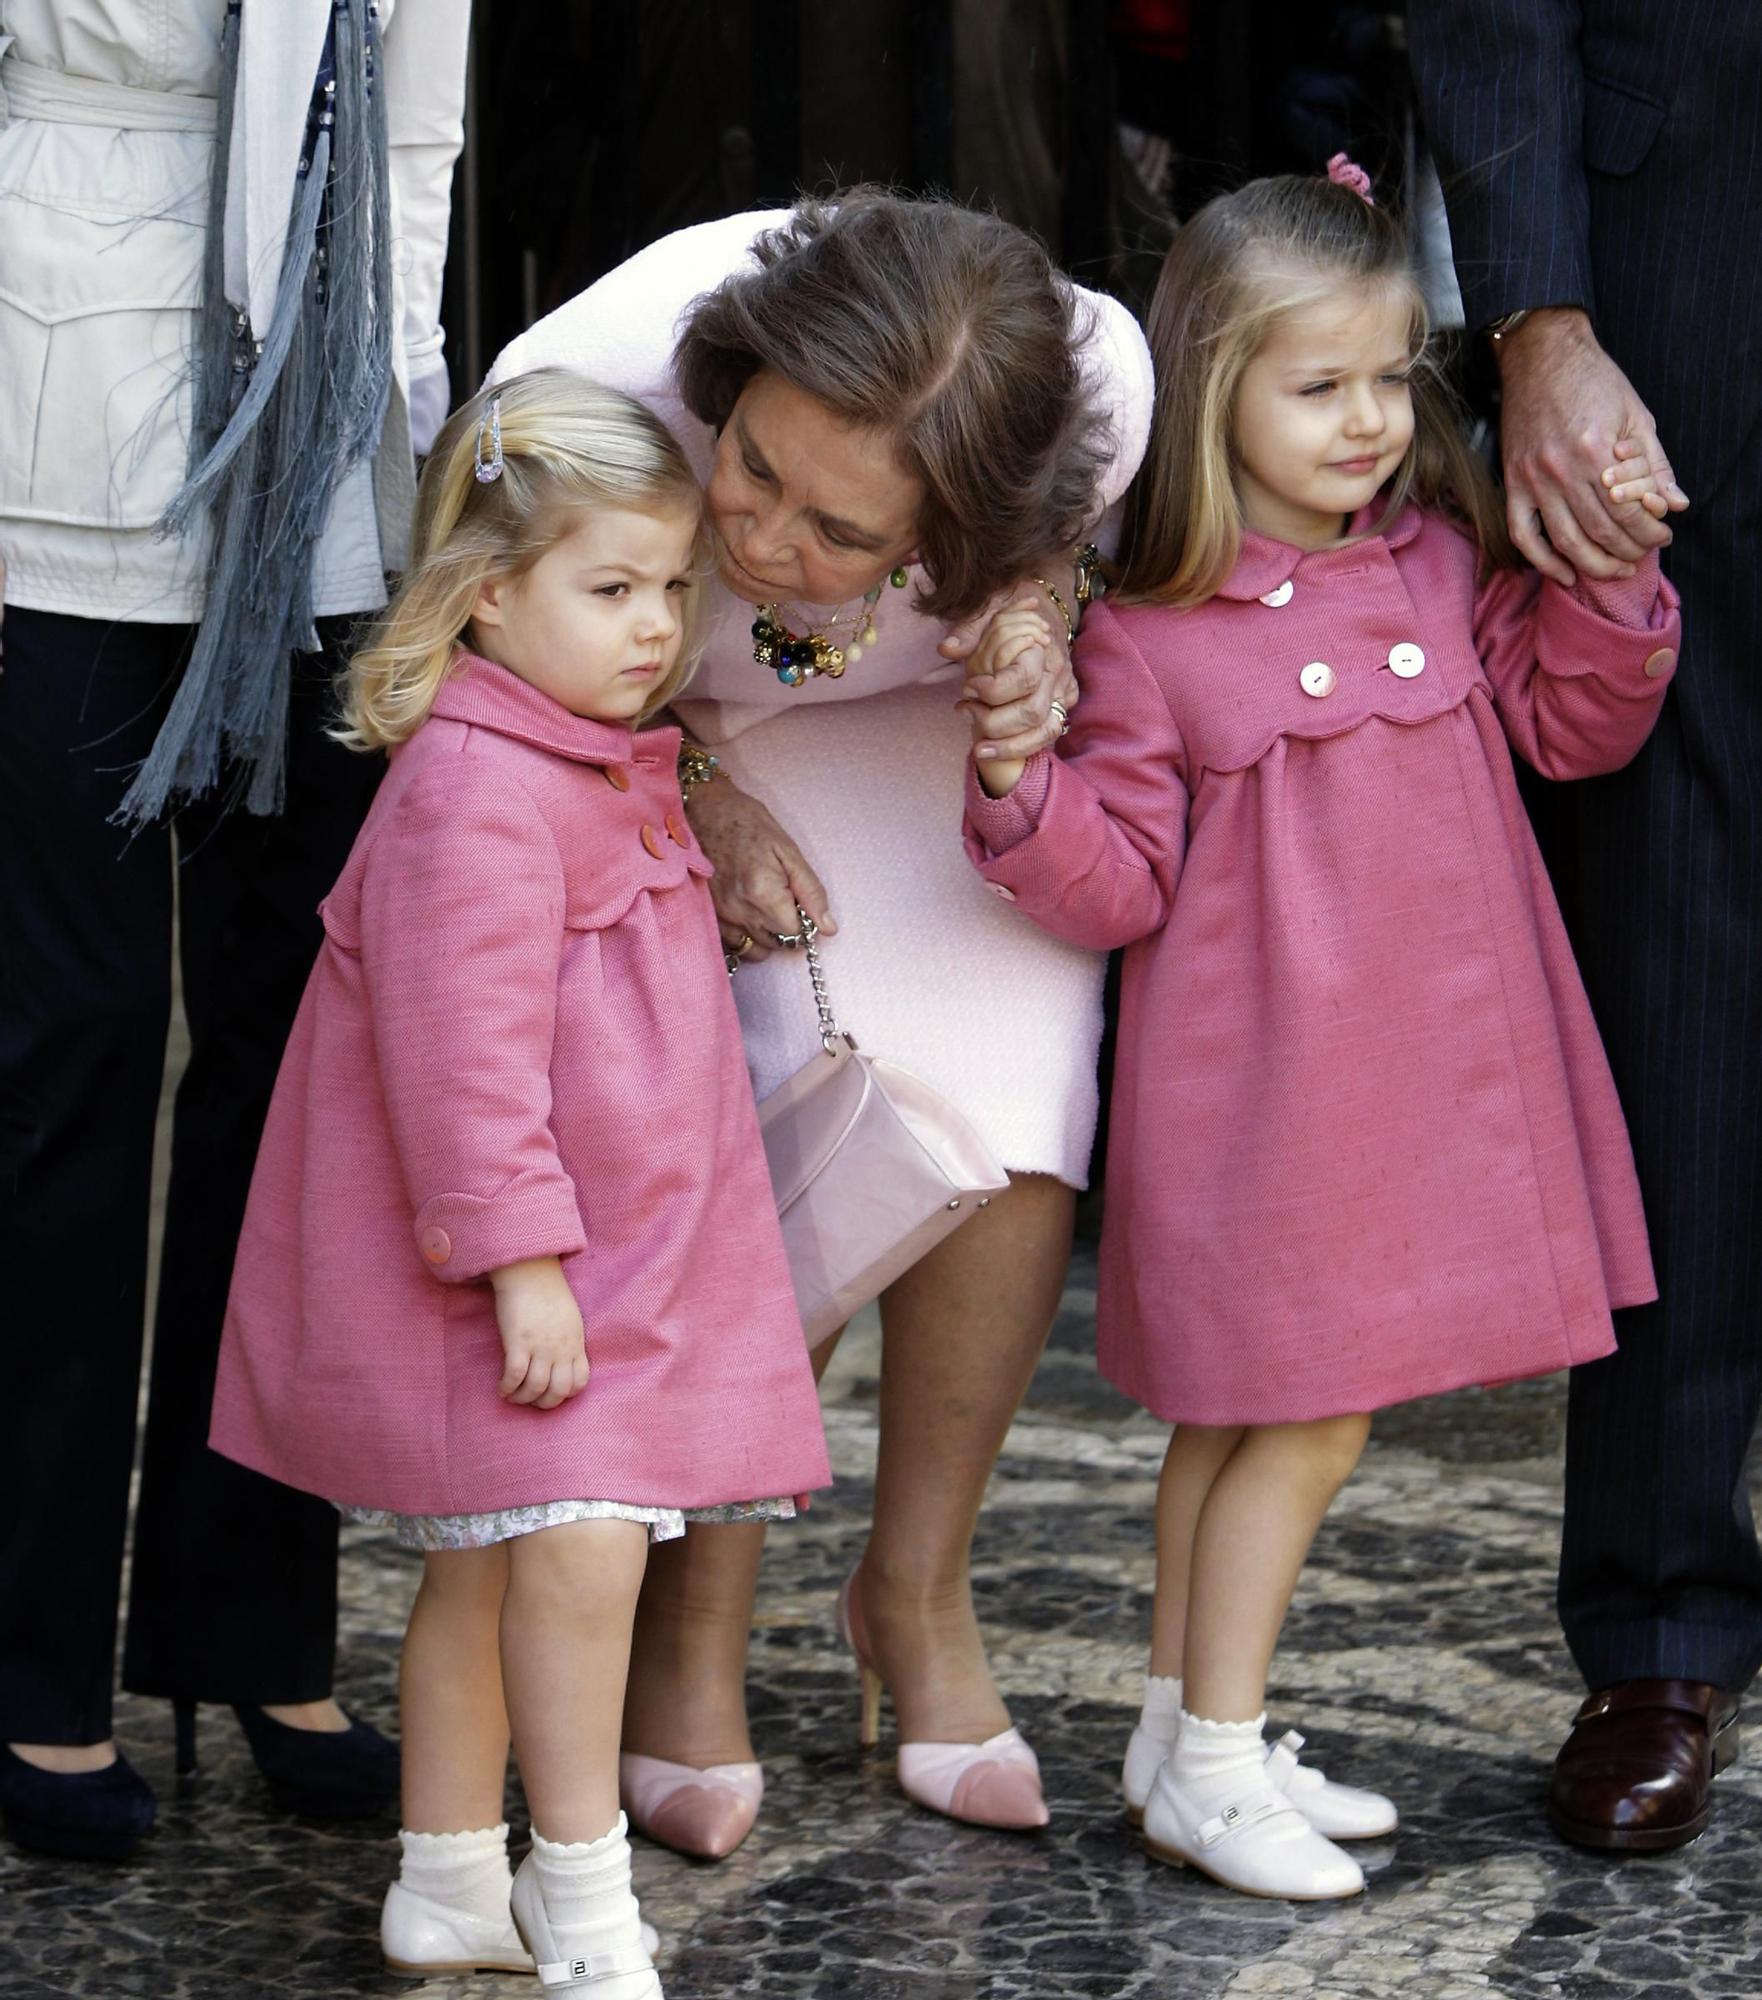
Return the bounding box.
[493,190,1151,1848]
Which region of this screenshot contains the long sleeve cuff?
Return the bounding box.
[963,753,1053,854]
[1542,553,1682,693]
[412,1171,588,1284]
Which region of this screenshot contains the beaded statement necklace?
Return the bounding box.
[753,566,911,686]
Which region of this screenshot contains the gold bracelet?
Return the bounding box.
[677,742,721,804]
[1031,577,1074,648]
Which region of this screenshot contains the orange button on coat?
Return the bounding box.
[640,824,665,859]
[602,764,631,792]
[1643,647,1676,679]
[665,813,689,847]
[419,1227,452,1266]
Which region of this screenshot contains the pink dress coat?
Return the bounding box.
[965,505,1682,1426]
[210,653,832,1515]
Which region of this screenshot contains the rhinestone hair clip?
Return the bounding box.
[474,393,504,483]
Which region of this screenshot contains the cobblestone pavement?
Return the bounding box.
[3,1229,1758,1998]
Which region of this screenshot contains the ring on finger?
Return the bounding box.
[1049,700,1071,735]
[734,931,755,957]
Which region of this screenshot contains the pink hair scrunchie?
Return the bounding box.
[1326,153,1375,204]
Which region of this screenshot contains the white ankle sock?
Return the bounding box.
[531,1814,646,1961]
[397,1822,513,1923]
[1166,1709,1266,1816]
[1137,1673,1184,1745]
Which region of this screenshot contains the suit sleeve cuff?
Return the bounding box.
[412,1174,588,1284]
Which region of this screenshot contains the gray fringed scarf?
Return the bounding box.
[118,0,394,825]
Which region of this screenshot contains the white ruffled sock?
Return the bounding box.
[1166,1709,1267,1817]
[1137,1673,1184,1747]
[531,1815,650,1970]
[396,1822,514,1924]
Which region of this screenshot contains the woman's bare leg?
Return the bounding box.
[621,1330,846,1766]
[859,1171,1074,1743]
[400,1543,512,1833]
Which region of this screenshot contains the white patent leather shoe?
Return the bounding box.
[380,1881,535,1976]
[1263,1730,1397,1841]
[1121,1725,1172,1826]
[1122,1724,1396,1843]
[509,1845,662,1998]
[1141,1763,1365,1901]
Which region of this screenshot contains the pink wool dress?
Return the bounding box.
[210,654,832,1516]
[493,212,1154,1185]
[965,505,1682,1425]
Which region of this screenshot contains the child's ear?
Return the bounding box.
[472,572,511,628]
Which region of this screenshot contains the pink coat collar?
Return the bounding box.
[425,650,659,768]
[1215,499,1427,602]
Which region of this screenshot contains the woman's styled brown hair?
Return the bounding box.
[1116,171,1518,608]
[674,188,1111,626]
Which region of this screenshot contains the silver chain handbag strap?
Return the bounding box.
[777,903,850,1055]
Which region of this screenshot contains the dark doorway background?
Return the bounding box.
[442,1,1419,397]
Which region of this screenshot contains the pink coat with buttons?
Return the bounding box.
[966,505,1681,1426]
[210,654,831,1515]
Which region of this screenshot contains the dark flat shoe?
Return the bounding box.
[1548,1678,1741,1852]
[174,1699,398,1818]
[0,1745,157,1861]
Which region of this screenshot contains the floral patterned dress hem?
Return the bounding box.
[342,1496,797,1553]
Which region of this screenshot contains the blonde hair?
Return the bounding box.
[1116,172,1517,608]
[338,369,709,749]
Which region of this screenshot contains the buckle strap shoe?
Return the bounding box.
[1262,1730,1397,1840]
[1121,1725,1171,1826]
[836,1568,1049,1830]
[509,1844,661,1997]
[1142,1763,1364,1901]
[381,1881,536,1976]
[1122,1723,1396,1841]
[0,1745,157,1862]
[620,1753,762,1859]
[1549,1678,1741,1852]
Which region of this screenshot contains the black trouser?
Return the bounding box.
[1547,412,1762,1693]
[0,608,382,1743]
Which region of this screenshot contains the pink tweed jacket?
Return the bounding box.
[210,653,831,1514]
[966,505,1682,1425]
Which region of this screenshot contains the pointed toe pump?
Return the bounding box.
[836,1567,1049,1832]
[620,1753,763,1860]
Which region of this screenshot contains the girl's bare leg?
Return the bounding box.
[502,1519,649,1842]
[1148,1424,1246,1679]
[1180,1414,1372,1722]
[399,1543,512,1833]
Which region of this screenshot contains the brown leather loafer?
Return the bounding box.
[1548,1678,1741,1852]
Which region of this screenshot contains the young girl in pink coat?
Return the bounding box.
[961,164,1681,1901]
[209,369,829,1994]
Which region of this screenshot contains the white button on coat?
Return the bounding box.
[1388,642,1426,679]
[1299,662,1337,699]
[1259,580,1294,607]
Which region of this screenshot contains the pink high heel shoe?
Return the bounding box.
[619,1753,763,1859]
[836,1568,1049,1831]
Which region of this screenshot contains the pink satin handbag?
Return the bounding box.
[757,912,1010,1350]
